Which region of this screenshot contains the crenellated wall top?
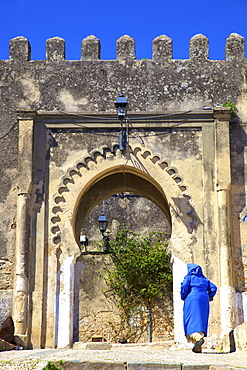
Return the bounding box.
[7,33,245,62]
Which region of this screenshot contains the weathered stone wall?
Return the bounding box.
[74,253,173,343]
[0,32,247,347]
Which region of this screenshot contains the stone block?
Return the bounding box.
[73,341,87,349]
[54,361,125,370]
[233,320,247,353]
[183,366,210,370]
[127,363,181,370]
[222,321,247,353]
[85,342,112,350]
[221,331,232,353]
[146,340,175,349]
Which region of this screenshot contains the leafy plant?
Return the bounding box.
[43,361,63,370]
[223,101,236,115]
[103,226,172,341]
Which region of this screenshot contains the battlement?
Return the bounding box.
[8,33,245,62]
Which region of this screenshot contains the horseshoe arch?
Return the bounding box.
[49,143,197,347]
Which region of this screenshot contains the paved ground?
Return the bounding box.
[1,343,247,370]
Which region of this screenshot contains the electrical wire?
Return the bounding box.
[55,107,206,141]
[128,109,200,120]
[0,106,209,140]
[58,110,116,121]
[58,108,203,122]
[0,120,17,140]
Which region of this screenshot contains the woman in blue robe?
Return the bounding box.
[180,263,217,353]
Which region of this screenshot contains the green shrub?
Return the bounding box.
[103,226,172,340]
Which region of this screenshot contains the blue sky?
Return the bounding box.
[0,0,247,61]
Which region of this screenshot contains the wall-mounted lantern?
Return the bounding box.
[97,211,110,253]
[80,233,88,253]
[114,94,129,151]
[114,93,128,120]
[97,211,108,234]
[80,212,110,255]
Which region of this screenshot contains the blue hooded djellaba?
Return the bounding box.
[180,264,217,337]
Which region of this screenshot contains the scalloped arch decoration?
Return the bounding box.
[50,144,195,246]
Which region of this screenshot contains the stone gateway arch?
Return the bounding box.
[13,108,234,348]
[0,34,246,349]
[50,143,195,347]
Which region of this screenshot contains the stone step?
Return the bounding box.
[73,340,176,351]
[34,361,225,370]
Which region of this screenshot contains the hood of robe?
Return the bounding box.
[187,263,204,276]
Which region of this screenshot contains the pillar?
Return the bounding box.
[214,107,235,336]
[12,110,36,347]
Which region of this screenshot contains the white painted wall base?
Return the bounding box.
[172,255,187,345]
[235,292,245,326]
[220,285,235,337]
[241,292,247,322]
[56,256,75,348]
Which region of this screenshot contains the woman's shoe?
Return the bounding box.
[192,338,204,353]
